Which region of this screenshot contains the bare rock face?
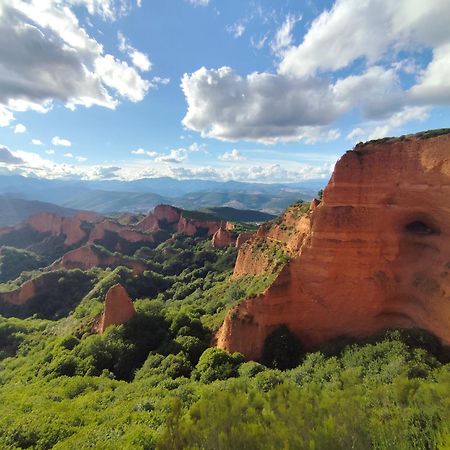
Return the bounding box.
[0,273,54,305]
[99,284,136,333]
[136,205,182,232]
[24,211,102,246]
[89,220,154,250]
[177,216,222,237]
[154,204,182,224]
[212,227,234,248]
[233,203,311,278]
[52,245,146,274]
[235,232,254,249]
[217,131,450,360]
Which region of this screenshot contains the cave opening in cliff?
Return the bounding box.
[405,220,440,236]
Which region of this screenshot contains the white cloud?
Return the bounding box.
[0,106,14,127]
[52,136,72,147]
[14,123,26,134]
[219,149,246,161]
[226,22,245,39]
[31,139,43,145]
[64,152,74,158]
[0,1,149,121]
[76,156,87,162]
[131,148,146,155]
[347,106,430,142]
[45,149,55,155]
[151,76,170,86]
[181,66,345,143]
[346,128,365,141]
[155,148,187,164]
[278,0,450,78]
[182,0,450,144]
[118,31,152,72]
[186,0,209,6]
[270,14,300,56]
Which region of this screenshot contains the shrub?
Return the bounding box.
[262,324,303,370]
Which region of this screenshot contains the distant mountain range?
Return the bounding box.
[0,175,325,215]
[0,196,78,227]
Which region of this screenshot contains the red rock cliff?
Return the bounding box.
[217,131,450,360]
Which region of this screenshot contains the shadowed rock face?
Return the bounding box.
[217,132,450,360]
[99,284,136,332]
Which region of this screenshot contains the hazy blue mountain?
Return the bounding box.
[0,196,78,226]
[0,174,325,214]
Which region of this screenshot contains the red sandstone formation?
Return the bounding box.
[136,205,182,232]
[233,204,311,278]
[212,227,235,248]
[52,245,146,274]
[176,216,222,237]
[1,211,103,247]
[154,204,182,224]
[0,273,54,305]
[136,204,221,237]
[89,220,154,249]
[310,198,321,210]
[235,232,253,249]
[99,284,136,332]
[217,131,450,360]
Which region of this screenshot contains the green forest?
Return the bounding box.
[0,228,449,449]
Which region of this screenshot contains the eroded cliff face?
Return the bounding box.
[233,202,312,278]
[26,211,102,246]
[52,245,146,274]
[99,284,136,333]
[217,132,450,360]
[212,227,235,248]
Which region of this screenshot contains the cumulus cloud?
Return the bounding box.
[219,149,246,161]
[155,149,187,164]
[181,66,344,143]
[118,31,152,72]
[181,0,450,144]
[45,149,55,155]
[14,123,26,134]
[64,152,74,158]
[31,139,43,145]
[0,1,150,123]
[52,136,72,147]
[0,145,25,164]
[90,166,121,179]
[347,106,430,142]
[131,148,145,155]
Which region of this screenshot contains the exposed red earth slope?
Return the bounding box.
[217,131,450,360]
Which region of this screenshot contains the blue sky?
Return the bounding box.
[0,0,449,182]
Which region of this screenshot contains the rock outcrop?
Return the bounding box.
[212,227,235,248]
[99,284,136,332]
[26,211,102,246]
[136,204,222,237]
[235,232,253,249]
[217,131,450,360]
[233,203,311,278]
[52,245,146,274]
[0,272,54,305]
[0,211,102,247]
